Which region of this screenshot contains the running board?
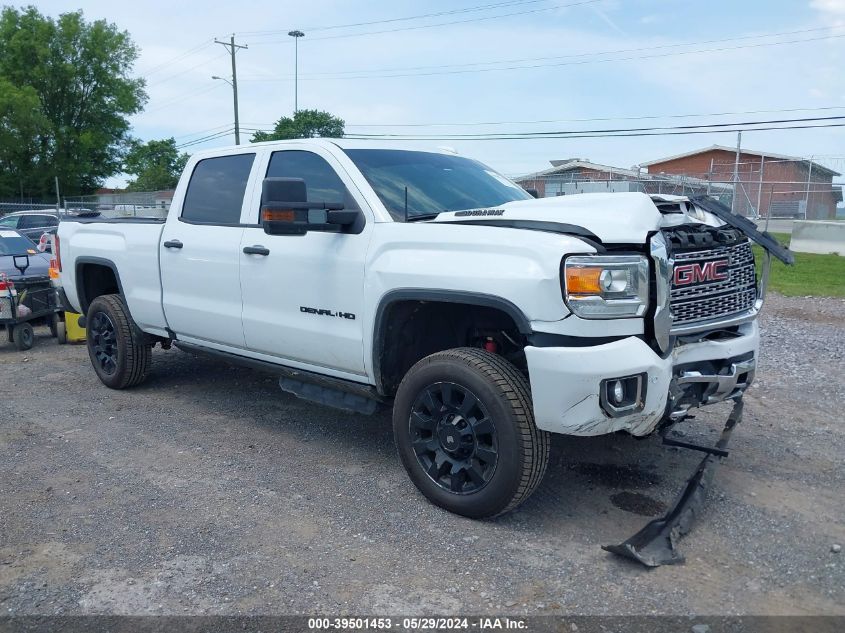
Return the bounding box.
[279,377,379,415]
[602,399,743,567]
[174,341,385,415]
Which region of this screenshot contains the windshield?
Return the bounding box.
[343,149,531,220]
[0,231,38,256]
[0,216,19,228]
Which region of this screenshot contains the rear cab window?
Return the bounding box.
[181,153,256,225]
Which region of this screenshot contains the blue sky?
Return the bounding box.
[32,0,845,183]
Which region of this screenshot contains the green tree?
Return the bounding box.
[250,109,344,142]
[0,6,146,198]
[124,138,188,191]
[0,78,48,199]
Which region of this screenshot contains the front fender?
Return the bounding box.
[362,222,596,380]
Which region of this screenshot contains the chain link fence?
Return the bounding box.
[0,191,172,220]
[519,175,842,220]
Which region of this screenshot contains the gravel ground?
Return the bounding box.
[0,293,843,616]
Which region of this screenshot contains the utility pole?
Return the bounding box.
[805,156,814,219]
[214,35,248,144]
[731,130,742,214]
[288,30,305,112]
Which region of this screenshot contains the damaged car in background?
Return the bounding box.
[53,140,793,566]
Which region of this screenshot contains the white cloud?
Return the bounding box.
[810,0,845,15]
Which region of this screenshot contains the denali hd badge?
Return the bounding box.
[300,306,356,320]
[673,260,729,286]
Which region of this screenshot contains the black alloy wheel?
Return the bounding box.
[409,381,498,494]
[393,348,550,519]
[85,294,151,389]
[89,311,118,375]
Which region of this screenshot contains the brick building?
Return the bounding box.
[640,145,842,219]
[515,158,729,199]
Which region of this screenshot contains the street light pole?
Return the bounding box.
[288,30,305,112]
[214,35,248,144]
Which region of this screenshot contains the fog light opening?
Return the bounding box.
[600,373,647,418]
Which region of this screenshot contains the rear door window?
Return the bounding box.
[182,154,255,224]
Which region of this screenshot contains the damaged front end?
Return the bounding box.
[603,197,793,568]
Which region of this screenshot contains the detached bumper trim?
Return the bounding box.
[603,399,744,567]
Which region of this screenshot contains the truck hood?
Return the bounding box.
[431,192,696,244]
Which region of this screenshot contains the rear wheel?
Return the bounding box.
[56,321,67,345]
[393,348,549,519]
[86,294,150,389]
[12,322,34,351]
[48,313,59,338]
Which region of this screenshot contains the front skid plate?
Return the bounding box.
[602,399,744,567]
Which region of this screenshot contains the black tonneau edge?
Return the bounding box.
[689,196,795,265]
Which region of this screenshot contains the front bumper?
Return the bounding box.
[525,320,759,436]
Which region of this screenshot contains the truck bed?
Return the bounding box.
[58,219,169,335]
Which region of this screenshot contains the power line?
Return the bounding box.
[240,107,845,130]
[245,25,838,78]
[343,120,845,141]
[146,52,228,87]
[341,106,845,128]
[175,129,235,149]
[345,115,845,139]
[172,123,235,140]
[239,0,559,36]
[137,39,216,79]
[242,30,845,81]
[143,82,226,114]
[247,0,601,45]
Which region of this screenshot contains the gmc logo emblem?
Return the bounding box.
[673,260,729,286]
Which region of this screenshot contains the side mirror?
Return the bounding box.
[525,188,540,199]
[261,177,359,236]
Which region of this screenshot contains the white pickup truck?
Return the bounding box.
[56,139,785,522]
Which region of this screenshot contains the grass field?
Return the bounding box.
[753,232,845,298]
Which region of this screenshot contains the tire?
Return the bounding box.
[393,348,550,519]
[48,313,59,338]
[56,321,67,345]
[12,322,34,351]
[85,294,151,389]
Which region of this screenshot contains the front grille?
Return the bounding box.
[670,240,757,328]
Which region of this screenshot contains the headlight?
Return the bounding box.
[563,255,650,318]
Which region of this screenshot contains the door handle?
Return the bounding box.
[163,239,183,249]
[243,245,270,256]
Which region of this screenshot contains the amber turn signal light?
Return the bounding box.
[262,208,295,222]
[565,267,603,295]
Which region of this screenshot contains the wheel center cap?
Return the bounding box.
[437,415,472,454]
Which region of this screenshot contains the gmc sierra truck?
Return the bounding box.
[56,139,789,532]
